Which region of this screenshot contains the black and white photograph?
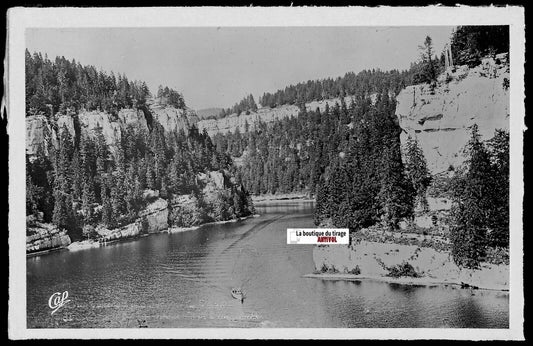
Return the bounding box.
[7,6,525,340]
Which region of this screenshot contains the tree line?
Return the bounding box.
[257,69,418,110]
[156,85,187,109]
[217,94,258,118]
[449,126,509,268]
[25,50,186,118]
[450,26,509,67]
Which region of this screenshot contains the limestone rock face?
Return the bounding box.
[26,222,71,253]
[198,171,227,191]
[94,197,169,242]
[78,110,124,154]
[150,106,199,133]
[196,105,300,136]
[55,115,76,140]
[26,115,53,156]
[97,221,142,242]
[396,59,510,174]
[196,96,354,136]
[26,105,198,160]
[138,198,169,234]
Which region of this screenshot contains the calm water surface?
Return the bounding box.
[27,202,508,328]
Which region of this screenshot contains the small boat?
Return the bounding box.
[231,288,245,302]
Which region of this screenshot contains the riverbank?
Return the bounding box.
[303,273,509,292]
[165,214,260,234]
[252,192,315,203]
[66,214,260,252]
[311,240,509,291]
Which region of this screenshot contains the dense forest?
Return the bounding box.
[212,94,419,231]
[450,26,509,67]
[25,49,186,117]
[258,69,417,109]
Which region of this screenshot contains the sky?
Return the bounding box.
[26,26,455,110]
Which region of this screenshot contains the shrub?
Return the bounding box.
[502,78,509,91]
[347,265,361,275]
[320,263,329,273]
[82,224,97,240]
[386,262,419,278]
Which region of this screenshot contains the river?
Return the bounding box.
[27,201,509,328]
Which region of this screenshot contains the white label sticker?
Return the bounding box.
[287,228,349,244]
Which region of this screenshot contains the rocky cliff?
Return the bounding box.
[395,56,510,175]
[26,103,199,159]
[27,222,72,253]
[196,96,354,136]
[96,197,169,243]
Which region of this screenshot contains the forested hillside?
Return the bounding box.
[258,69,415,109]
[25,50,254,243]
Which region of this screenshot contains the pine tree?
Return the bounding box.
[81,179,95,223]
[26,172,41,216]
[232,187,244,218]
[486,129,509,248]
[404,135,432,211]
[450,124,496,268]
[101,184,115,229]
[414,36,438,85]
[71,152,83,202]
[52,127,76,232]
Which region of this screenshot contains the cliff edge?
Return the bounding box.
[395,55,509,175]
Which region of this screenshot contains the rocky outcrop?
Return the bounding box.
[197,104,300,136]
[96,198,169,242]
[138,198,169,234]
[27,222,71,253]
[149,104,199,133]
[396,57,510,174]
[26,103,199,160]
[197,96,354,136]
[198,170,227,191]
[96,220,143,243]
[26,115,53,157]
